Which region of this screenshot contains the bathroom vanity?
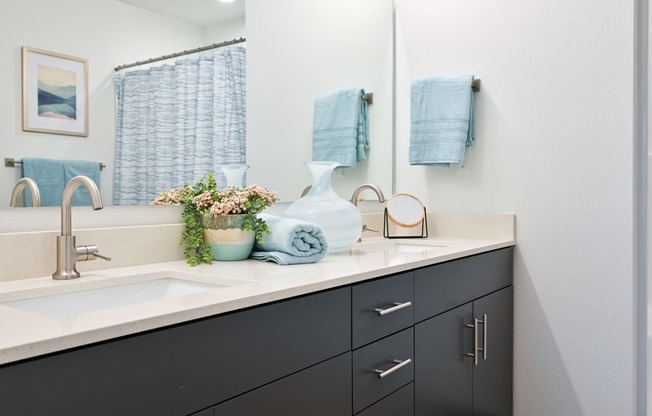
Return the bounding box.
[0,239,513,416]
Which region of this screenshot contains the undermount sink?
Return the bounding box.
[351,240,446,254]
[1,272,249,318]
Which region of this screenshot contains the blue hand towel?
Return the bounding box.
[409,75,475,167]
[312,88,369,167]
[22,158,100,207]
[22,158,65,207]
[249,214,328,265]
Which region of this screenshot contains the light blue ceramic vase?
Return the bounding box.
[203,213,255,261]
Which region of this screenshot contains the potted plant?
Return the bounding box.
[153,173,279,266]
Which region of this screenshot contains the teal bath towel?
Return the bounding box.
[22,158,100,206]
[312,87,369,167]
[409,75,475,167]
[249,214,328,265]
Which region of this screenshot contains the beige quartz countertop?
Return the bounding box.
[0,214,515,365]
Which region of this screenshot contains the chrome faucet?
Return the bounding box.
[351,183,387,238]
[351,183,386,207]
[10,178,41,207]
[53,176,111,280]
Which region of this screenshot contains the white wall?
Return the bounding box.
[203,16,245,43]
[0,0,206,207]
[395,0,635,415]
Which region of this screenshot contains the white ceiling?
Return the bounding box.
[115,0,245,27]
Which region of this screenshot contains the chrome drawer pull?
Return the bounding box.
[373,358,412,379]
[374,301,412,316]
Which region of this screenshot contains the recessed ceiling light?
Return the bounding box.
[218,0,236,3]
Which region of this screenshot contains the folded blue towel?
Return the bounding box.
[409,75,475,167]
[22,158,100,207]
[312,88,369,167]
[249,214,328,265]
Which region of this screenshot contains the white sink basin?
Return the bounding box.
[351,240,446,254]
[1,272,247,318]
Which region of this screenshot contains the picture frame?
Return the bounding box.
[22,46,88,137]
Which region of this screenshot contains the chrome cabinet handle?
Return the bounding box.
[373,358,412,379]
[465,318,480,366]
[465,315,486,366]
[482,313,488,360]
[374,301,412,316]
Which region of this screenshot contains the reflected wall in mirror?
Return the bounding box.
[247,0,394,201]
[1,0,393,211]
[1,0,244,208]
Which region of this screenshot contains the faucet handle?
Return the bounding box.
[76,245,111,262]
[93,252,112,262]
[362,224,379,233]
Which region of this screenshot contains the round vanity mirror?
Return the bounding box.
[386,193,425,227]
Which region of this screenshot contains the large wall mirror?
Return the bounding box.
[0,0,393,215]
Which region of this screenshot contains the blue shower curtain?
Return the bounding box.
[113,46,246,205]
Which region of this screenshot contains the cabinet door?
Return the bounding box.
[415,302,473,416]
[213,352,351,416]
[473,287,513,416]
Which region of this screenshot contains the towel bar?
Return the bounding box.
[5,158,106,170]
[472,79,481,92]
[361,92,373,104]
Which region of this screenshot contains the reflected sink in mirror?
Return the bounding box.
[1,272,250,318]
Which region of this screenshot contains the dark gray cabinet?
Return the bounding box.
[414,247,514,416]
[352,271,414,349]
[473,287,514,416]
[0,287,351,416]
[416,302,474,415]
[353,328,414,413]
[0,247,513,416]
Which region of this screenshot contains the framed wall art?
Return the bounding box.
[22,46,88,137]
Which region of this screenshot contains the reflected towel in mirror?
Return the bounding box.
[312,87,369,167]
[22,158,100,206]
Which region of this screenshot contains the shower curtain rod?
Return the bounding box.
[114,37,246,72]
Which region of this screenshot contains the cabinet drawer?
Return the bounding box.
[0,287,351,416]
[356,382,414,416]
[213,352,352,416]
[415,247,513,321]
[353,271,414,348]
[353,328,414,414]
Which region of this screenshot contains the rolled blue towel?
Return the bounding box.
[409,75,475,167]
[312,87,369,167]
[249,214,328,265]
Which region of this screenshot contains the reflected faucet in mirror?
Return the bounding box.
[351,183,387,239]
[53,176,111,280]
[10,178,41,208]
